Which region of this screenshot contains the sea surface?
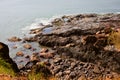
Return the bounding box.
[0,0,120,42]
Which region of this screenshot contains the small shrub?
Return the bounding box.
[28,62,52,80]
[108,30,120,50]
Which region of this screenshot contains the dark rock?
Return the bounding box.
[94,38,107,49]
[0,42,19,72]
[38,35,72,47]
[69,72,76,78]
[82,35,97,44]
[25,55,30,58]
[53,66,61,74]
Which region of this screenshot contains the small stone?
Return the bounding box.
[23,37,36,42]
[25,55,30,58]
[78,66,82,70]
[79,62,85,66]
[93,65,101,74]
[16,51,24,56]
[56,72,63,77]
[27,70,31,73]
[96,31,101,34]
[71,62,76,68]
[19,60,24,63]
[105,76,113,80]
[65,43,75,47]
[32,48,36,51]
[18,64,24,69]
[40,52,54,58]
[70,72,76,78]
[78,75,87,80]
[60,61,63,65]
[83,63,88,68]
[30,55,39,61]
[64,75,70,80]
[53,58,62,63]
[30,29,41,34]
[13,45,17,49]
[40,48,49,53]
[8,36,21,42]
[84,70,88,74]
[53,66,61,74]
[23,43,32,49]
[64,70,71,74]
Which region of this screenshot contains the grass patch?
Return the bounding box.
[0,58,15,76]
[28,72,45,80]
[108,30,120,50]
[28,62,52,80]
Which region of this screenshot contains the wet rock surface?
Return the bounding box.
[6,13,120,80]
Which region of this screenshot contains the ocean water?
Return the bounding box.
[0,0,120,42]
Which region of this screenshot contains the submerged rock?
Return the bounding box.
[23,43,32,49]
[8,36,21,42]
[16,51,24,57]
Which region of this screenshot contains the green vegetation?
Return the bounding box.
[0,57,15,76]
[28,72,45,80]
[28,62,52,80]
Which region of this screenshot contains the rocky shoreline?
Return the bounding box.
[2,13,120,80]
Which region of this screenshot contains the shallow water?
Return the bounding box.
[42,27,53,34]
[0,0,120,42]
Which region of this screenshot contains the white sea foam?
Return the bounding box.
[22,18,50,31]
[21,12,120,32]
[21,15,63,31]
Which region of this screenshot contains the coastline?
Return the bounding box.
[1,13,120,80]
